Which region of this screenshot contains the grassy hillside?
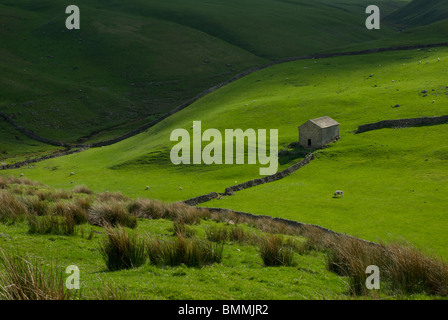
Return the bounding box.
[0,120,59,165]
[1,0,410,147]
[385,0,448,28]
[2,46,447,257]
[0,180,445,299]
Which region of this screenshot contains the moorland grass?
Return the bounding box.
[99,227,147,271]
[0,249,73,300]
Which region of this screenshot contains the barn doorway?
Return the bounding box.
[307,139,311,147]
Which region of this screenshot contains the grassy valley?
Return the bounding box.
[1,0,448,301]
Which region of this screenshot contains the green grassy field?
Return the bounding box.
[0,218,349,299]
[2,46,447,259]
[2,0,448,300]
[0,182,443,300]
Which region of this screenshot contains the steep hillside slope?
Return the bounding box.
[1,0,406,146]
[385,0,448,28]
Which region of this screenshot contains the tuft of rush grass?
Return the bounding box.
[36,189,72,202]
[22,196,49,216]
[128,199,210,224]
[384,242,448,296]
[127,198,167,220]
[172,221,196,238]
[228,225,258,245]
[0,249,73,300]
[325,235,387,295]
[0,176,42,187]
[97,192,129,203]
[323,235,448,296]
[27,215,77,236]
[0,190,29,224]
[167,203,210,225]
[53,201,88,225]
[99,227,147,271]
[258,234,295,267]
[146,235,223,268]
[87,200,137,229]
[205,225,229,243]
[72,185,94,195]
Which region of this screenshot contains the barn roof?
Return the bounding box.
[300,116,339,129]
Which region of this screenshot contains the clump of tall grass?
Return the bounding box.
[28,215,77,236]
[384,242,448,296]
[205,225,229,243]
[99,227,147,271]
[228,226,258,245]
[88,200,137,229]
[0,191,29,224]
[325,236,448,296]
[146,235,223,268]
[128,199,209,224]
[325,235,387,295]
[0,249,73,300]
[74,196,93,212]
[53,201,88,225]
[97,191,128,202]
[0,176,8,190]
[1,176,42,187]
[259,235,295,267]
[36,189,72,202]
[172,221,196,238]
[72,185,93,195]
[127,198,166,220]
[22,196,49,216]
[167,203,210,224]
[299,226,337,253]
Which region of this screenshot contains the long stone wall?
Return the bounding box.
[182,153,315,206]
[0,111,86,148]
[0,148,88,170]
[183,192,219,206]
[224,153,315,195]
[198,207,379,247]
[356,115,448,133]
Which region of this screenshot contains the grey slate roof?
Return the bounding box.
[303,116,339,128]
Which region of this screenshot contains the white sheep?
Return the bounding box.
[179,187,183,190]
[145,186,149,190]
[334,190,344,198]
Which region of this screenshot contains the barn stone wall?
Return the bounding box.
[322,125,339,146]
[299,122,322,148]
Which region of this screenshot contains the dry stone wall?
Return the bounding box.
[356,115,448,133]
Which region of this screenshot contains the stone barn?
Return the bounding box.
[298,116,339,148]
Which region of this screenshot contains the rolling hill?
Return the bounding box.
[3,45,447,257]
[385,0,448,28]
[1,0,411,148]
